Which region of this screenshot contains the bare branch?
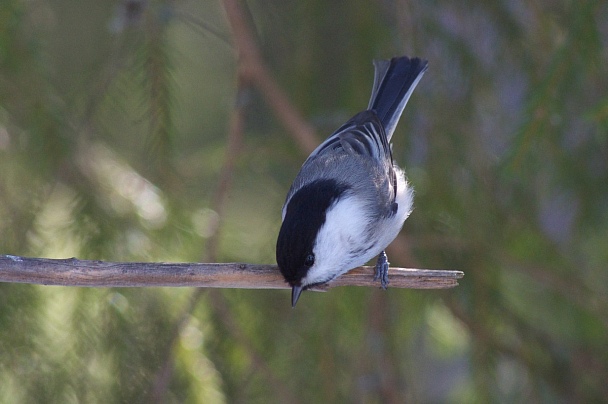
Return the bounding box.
[222,0,319,154]
[0,255,463,290]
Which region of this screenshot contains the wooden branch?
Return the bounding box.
[0,255,463,290]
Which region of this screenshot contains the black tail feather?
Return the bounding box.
[368,56,428,141]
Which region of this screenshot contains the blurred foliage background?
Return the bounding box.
[1,0,607,402]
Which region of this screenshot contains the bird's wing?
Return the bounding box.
[302,110,392,165]
[299,110,398,208]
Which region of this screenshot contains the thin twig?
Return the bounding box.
[148,289,203,403]
[222,0,319,154]
[148,73,250,403]
[208,290,301,403]
[205,83,248,262]
[0,255,463,289]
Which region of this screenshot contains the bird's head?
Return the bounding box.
[276,179,368,307]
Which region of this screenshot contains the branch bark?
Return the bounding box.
[0,255,463,290]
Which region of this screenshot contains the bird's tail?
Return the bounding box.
[368,56,428,141]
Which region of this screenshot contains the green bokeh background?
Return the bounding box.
[1,0,607,402]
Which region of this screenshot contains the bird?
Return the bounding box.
[276,56,428,307]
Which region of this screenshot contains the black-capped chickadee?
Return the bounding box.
[276,56,428,307]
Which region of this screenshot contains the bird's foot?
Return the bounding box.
[373,250,390,289]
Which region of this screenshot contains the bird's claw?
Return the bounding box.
[373,250,390,289]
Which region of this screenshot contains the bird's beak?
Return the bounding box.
[291,285,304,308]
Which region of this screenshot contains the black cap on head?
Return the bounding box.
[276,179,350,304]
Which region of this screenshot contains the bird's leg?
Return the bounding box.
[373,250,390,289]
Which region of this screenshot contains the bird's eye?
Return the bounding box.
[304,254,315,267]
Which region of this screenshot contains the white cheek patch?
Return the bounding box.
[300,170,414,287]
[303,196,370,285]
